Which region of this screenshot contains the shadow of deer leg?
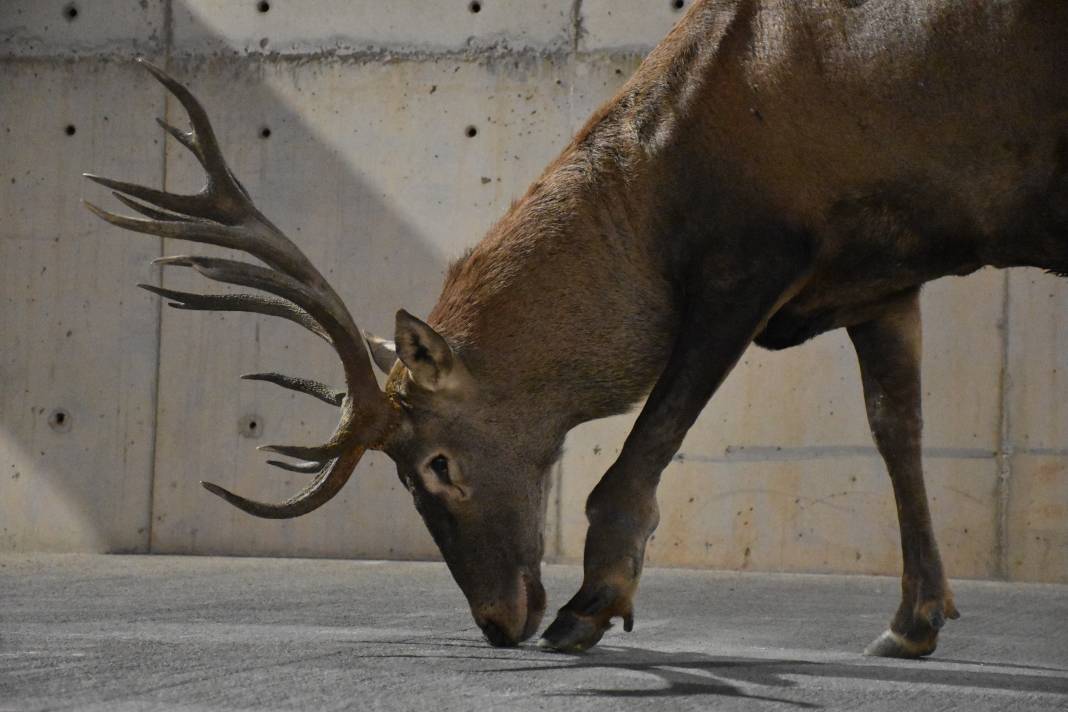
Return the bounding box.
[540,241,812,653]
[848,288,959,658]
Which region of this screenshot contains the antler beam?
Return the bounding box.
[85,59,396,519]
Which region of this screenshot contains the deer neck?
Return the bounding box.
[430,151,691,429]
[426,3,755,427]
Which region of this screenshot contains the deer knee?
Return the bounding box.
[585,476,659,537]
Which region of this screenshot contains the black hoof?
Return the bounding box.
[538,609,609,653]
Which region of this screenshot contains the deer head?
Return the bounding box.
[85,61,550,646]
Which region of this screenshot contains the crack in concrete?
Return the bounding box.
[675,445,998,464]
[995,270,1014,580]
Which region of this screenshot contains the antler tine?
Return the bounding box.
[137,284,332,342]
[136,58,235,195]
[83,199,274,256]
[266,459,326,474]
[201,446,366,520]
[112,192,193,222]
[84,173,210,220]
[241,373,345,407]
[84,61,398,519]
[83,197,299,271]
[155,117,198,159]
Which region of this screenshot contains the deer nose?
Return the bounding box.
[478,618,519,647]
[474,571,546,647]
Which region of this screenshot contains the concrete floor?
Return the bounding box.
[1,555,1066,711]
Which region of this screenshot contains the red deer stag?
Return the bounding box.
[85,0,1067,656]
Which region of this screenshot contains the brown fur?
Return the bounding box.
[379,0,1068,652]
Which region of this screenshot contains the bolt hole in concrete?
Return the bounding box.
[259,126,271,139]
[48,409,71,433]
[469,1,482,14]
[238,415,262,439]
[257,1,270,13]
[63,3,78,21]
[65,124,76,136]
[465,125,478,138]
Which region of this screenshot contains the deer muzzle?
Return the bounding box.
[473,570,546,647]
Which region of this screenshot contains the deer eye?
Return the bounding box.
[428,455,452,485]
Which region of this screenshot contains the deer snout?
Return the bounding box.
[473,570,546,647]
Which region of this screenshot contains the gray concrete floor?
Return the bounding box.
[1,555,1066,711]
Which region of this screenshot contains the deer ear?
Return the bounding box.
[394,309,459,390]
[363,332,398,374]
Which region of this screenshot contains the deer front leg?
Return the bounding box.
[848,289,959,658]
[540,251,810,653]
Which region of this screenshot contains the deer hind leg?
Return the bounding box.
[540,240,813,653]
[848,288,959,658]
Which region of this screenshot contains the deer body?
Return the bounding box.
[90,0,1067,657]
[448,0,1066,365]
[404,0,1068,654]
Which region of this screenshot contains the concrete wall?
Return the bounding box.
[1,1,1064,583]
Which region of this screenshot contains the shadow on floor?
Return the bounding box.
[348,636,1068,706]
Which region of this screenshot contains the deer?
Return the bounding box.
[84,0,1067,657]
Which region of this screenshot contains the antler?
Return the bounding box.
[84,59,397,519]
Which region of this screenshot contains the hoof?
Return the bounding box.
[863,629,936,659]
[539,581,636,653]
[538,609,610,653]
